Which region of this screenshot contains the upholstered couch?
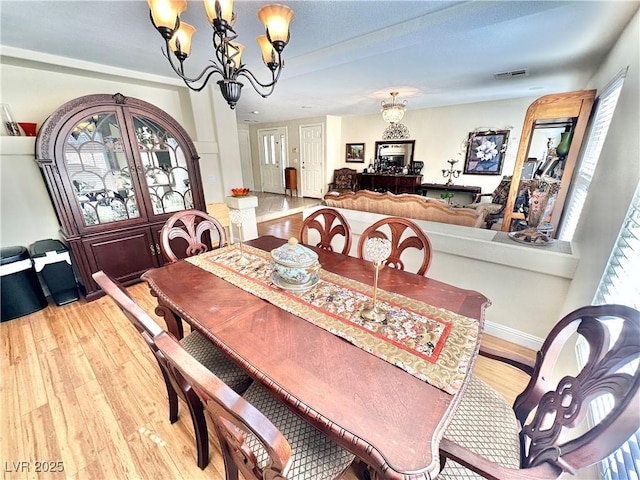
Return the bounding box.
[323,190,487,228]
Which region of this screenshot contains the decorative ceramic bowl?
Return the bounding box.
[231,187,250,196]
[271,238,321,286]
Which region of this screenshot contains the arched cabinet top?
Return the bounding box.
[35,92,198,164]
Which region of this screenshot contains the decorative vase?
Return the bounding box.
[555,132,573,158]
[1,104,21,136]
[527,190,549,228]
[18,122,37,136]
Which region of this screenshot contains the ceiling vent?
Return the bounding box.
[494,68,529,80]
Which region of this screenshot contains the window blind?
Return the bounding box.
[578,182,640,480]
[559,68,628,241]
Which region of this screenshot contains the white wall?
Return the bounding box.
[245,97,537,199]
[338,96,536,195]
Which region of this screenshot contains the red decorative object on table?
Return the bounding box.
[231,188,250,197]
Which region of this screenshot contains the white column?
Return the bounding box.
[226,195,259,241]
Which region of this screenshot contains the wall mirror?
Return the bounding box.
[375,140,415,168]
[502,90,595,238]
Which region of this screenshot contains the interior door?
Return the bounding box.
[300,124,324,198]
[258,128,286,194]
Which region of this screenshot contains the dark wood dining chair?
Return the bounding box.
[92,270,253,470]
[160,209,227,263]
[155,330,356,480]
[438,304,640,479]
[300,208,352,255]
[357,217,432,276]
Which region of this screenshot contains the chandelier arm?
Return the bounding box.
[161,44,225,91]
[235,51,283,92]
[236,67,280,97]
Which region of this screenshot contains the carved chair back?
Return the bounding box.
[155,331,294,480]
[516,304,640,474]
[357,217,432,276]
[470,175,513,229]
[160,209,227,262]
[300,208,352,255]
[330,168,358,192]
[490,175,513,205]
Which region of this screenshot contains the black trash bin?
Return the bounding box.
[1,246,48,322]
[29,239,79,306]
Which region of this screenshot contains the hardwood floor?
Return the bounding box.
[1,213,534,479]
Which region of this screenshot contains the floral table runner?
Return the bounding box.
[186,245,480,395]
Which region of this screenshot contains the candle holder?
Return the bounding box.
[360,237,392,322]
[442,159,462,186]
[229,209,250,266]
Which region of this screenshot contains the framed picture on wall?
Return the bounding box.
[345,143,365,163]
[463,130,510,175]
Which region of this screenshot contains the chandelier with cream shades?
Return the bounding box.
[147,0,294,109]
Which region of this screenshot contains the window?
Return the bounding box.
[559,68,628,241]
[579,182,640,480]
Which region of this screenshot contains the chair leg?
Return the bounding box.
[159,369,180,423]
[184,388,209,470]
[152,297,184,339]
[355,459,381,480]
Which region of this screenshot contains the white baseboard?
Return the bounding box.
[484,320,544,351]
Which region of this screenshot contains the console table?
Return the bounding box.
[419,183,482,197]
[357,173,423,194]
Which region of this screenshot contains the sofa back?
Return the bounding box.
[324,190,487,228]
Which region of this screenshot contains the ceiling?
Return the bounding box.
[1,1,638,124]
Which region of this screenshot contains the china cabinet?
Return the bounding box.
[36,93,205,299]
[502,90,596,237]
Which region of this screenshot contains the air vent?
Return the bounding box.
[494,68,529,80]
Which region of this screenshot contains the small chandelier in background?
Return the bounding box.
[381,92,407,124]
[147,0,294,109]
[381,91,410,139]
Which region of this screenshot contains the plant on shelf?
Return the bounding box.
[440,192,455,205]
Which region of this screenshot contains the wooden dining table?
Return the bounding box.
[142,235,489,480]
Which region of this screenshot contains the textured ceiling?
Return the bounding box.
[1,1,638,123]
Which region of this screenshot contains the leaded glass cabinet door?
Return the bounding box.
[63,109,144,229]
[131,113,196,218]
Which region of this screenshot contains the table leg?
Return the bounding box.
[150,291,184,339]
